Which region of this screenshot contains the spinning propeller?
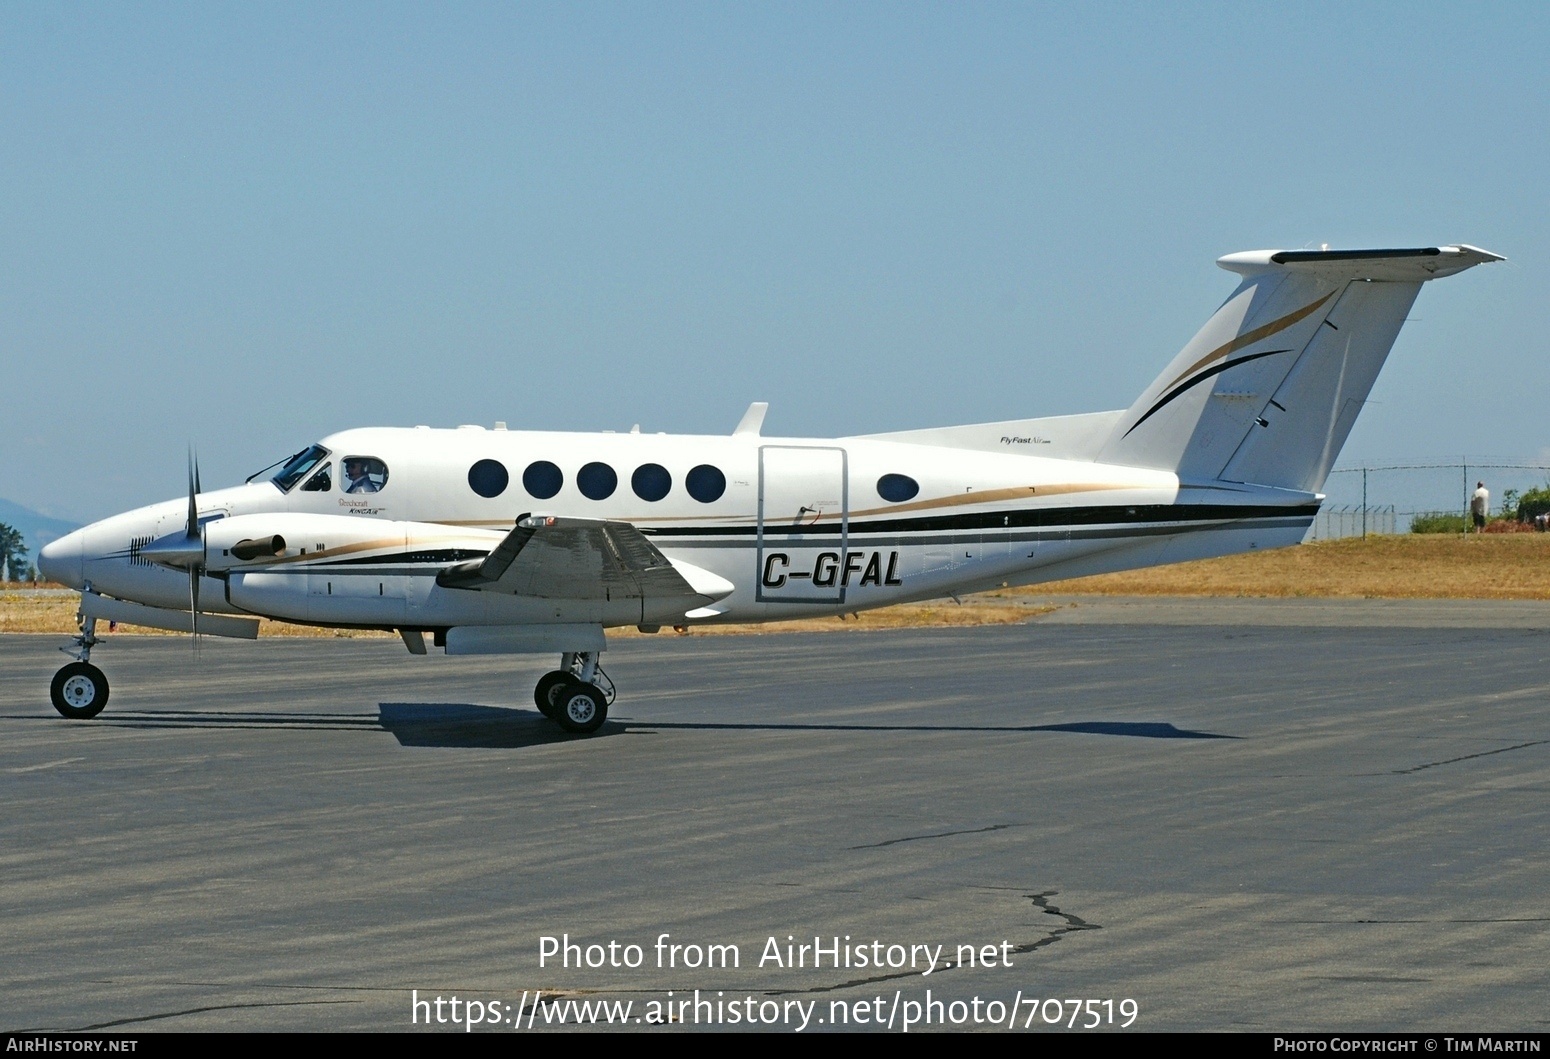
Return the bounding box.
[187,449,202,645]
[139,448,208,648]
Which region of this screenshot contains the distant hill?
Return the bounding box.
[0,497,81,577]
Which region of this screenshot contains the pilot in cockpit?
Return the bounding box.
[343,457,382,494]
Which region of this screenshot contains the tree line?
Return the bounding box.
[0,523,36,581]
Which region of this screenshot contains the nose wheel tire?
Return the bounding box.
[534,670,579,720]
[51,662,109,720]
[553,683,608,735]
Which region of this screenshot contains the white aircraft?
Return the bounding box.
[39,245,1501,733]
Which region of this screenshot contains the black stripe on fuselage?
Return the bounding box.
[644,502,1320,537]
[239,515,1316,574]
[244,505,1316,569]
[656,516,1316,550]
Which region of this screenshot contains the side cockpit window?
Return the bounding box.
[271,445,330,492]
[300,463,332,492]
[343,456,389,494]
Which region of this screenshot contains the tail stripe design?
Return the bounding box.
[1123,346,1292,437]
[1099,245,1499,489]
[1157,291,1335,396]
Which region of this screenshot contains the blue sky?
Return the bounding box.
[3,3,1545,522]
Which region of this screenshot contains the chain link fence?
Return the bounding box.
[1305,461,1550,539]
[1306,505,1397,540]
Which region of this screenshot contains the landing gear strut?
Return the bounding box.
[533,650,614,734]
[52,611,109,720]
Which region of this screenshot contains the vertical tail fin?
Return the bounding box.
[1097,246,1501,492]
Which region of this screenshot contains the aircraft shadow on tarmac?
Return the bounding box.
[378,702,591,747]
[9,703,583,748]
[376,704,1236,748]
[7,706,1234,747]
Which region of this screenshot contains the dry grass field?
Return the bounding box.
[3,533,1548,638]
[0,587,1046,638]
[1025,532,1550,600]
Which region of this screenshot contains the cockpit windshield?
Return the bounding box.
[271,445,331,493]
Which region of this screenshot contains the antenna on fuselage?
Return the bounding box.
[733,402,768,437]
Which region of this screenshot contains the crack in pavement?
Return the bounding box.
[764,890,1099,996]
[1391,739,1549,774]
[848,824,1015,849]
[26,998,362,1032]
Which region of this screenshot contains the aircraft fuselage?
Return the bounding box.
[44,425,1316,631]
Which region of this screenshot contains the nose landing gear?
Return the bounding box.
[533,650,613,734]
[51,661,109,720]
[52,611,109,720]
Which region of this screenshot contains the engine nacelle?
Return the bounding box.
[203,513,500,573]
[214,514,505,625]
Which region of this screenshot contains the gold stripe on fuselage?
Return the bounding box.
[430,482,1149,530]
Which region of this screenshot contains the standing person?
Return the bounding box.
[1470,481,1490,534]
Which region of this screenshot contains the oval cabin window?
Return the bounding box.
[342,457,389,494]
[631,463,672,502]
[685,464,726,504]
[577,462,618,501]
[877,473,919,503]
[468,459,509,498]
[523,461,563,500]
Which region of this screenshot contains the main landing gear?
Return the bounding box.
[51,613,109,720]
[533,651,614,735]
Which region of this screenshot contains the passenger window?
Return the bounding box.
[342,457,389,494]
[468,459,509,498]
[685,464,726,503]
[300,464,332,492]
[631,463,671,502]
[577,462,617,500]
[523,461,563,500]
[877,474,920,502]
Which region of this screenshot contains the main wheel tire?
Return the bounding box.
[51,662,109,720]
[553,682,608,735]
[534,670,578,720]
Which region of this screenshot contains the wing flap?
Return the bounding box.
[436,515,727,603]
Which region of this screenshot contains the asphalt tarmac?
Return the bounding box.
[2,599,1547,1033]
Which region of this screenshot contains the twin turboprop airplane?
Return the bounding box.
[39,244,1501,733]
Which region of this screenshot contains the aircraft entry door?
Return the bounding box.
[757,445,849,605]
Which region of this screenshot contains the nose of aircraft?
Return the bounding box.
[38,529,85,589]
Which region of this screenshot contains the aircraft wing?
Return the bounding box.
[435,515,727,603]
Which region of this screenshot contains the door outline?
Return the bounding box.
[756,445,849,604]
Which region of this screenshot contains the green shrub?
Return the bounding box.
[1410,512,1467,534]
[1517,484,1550,524]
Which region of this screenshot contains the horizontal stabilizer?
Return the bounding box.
[1218,244,1504,281]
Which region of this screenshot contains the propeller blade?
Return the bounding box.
[186,446,204,653]
[189,565,201,651]
[186,448,199,540]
